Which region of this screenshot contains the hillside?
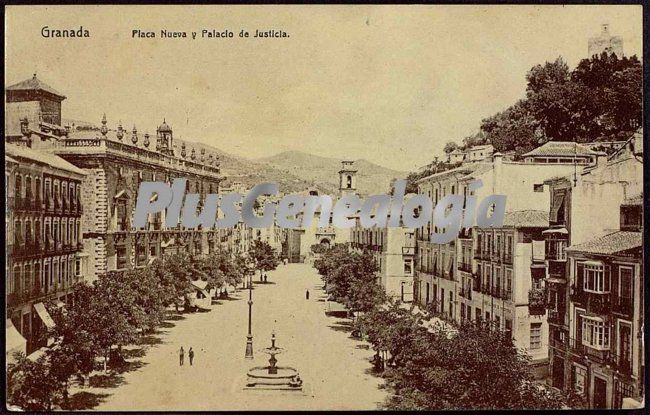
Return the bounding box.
[258,150,408,196]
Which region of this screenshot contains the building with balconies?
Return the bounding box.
[414,151,588,328]
[543,130,643,409]
[350,221,415,302]
[472,210,550,376]
[5,142,87,358]
[564,204,642,409]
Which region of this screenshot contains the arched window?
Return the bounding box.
[346,175,352,188]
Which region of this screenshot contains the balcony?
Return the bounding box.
[528,287,546,315]
[474,250,490,260]
[549,337,567,351]
[458,228,472,239]
[458,262,472,273]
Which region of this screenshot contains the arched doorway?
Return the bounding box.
[320,238,331,248]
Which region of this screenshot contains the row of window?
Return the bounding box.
[476,262,513,295]
[13,173,81,205]
[576,261,634,297]
[8,256,80,296]
[13,217,81,249]
[475,230,514,259]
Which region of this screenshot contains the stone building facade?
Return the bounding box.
[52,116,224,280]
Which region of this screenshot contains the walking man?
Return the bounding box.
[306,289,310,300]
[179,346,185,366]
[264,274,267,283]
[188,347,194,366]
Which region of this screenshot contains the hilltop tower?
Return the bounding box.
[588,23,624,58]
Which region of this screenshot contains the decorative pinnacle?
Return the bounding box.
[100,114,108,137]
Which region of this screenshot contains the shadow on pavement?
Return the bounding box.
[122,347,146,359]
[89,372,127,389]
[138,333,166,346]
[63,391,111,410]
[328,321,354,333]
[167,313,186,321]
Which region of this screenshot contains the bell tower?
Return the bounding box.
[338,160,357,198]
[156,119,174,156]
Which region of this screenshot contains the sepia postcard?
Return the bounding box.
[3,4,645,412]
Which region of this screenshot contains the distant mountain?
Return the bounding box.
[175,140,339,195]
[257,150,408,196]
[61,119,403,195]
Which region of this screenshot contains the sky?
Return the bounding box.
[5,5,643,171]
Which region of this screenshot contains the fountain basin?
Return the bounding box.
[245,366,303,390]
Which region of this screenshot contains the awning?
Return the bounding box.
[549,192,565,223]
[583,260,604,268]
[542,227,568,235]
[191,280,210,297]
[34,302,56,330]
[545,277,566,284]
[622,397,644,409]
[6,319,27,358]
[161,238,175,248]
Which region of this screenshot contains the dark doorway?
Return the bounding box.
[552,356,565,389]
[593,377,608,409]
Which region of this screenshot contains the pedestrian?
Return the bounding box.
[306,289,310,300]
[179,346,184,366]
[264,274,267,283]
[188,347,194,366]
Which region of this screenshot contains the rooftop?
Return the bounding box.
[5,143,86,176]
[502,210,549,228]
[6,75,66,99]
[522,141,603,158]
[566,231,642,256]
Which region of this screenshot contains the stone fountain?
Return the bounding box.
[244,332,303,391]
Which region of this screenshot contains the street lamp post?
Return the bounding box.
[245,270,254,359]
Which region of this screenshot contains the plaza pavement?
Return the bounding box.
[88,263,386,411]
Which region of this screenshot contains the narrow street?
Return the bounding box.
[90,263,386,410]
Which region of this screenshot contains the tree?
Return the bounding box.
[233,251,255,288]
[128,266,168,332]
[478,53,641,155]
[195,253,226,292]
[362,312,569,410]
[310,243,330,255]
[443,141,459,154]
[526,57,570,95]
[46,287,98,386]
[7,352,66,411]
[157,251,195,311]
[313,243,350,280]
[248,240,279,279]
